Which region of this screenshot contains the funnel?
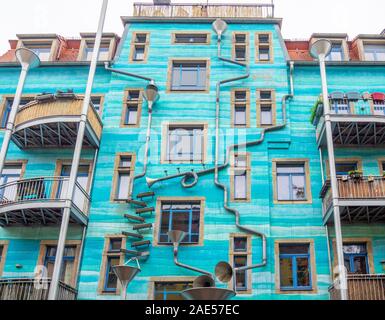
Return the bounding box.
[15,47,40,69]
[215,261,233,283]
[310,39,332,59]
[212,19,228,38]
[143,83,160,104]
[181,288,236,301]
[168,230,186,244]
[112,265,141,288]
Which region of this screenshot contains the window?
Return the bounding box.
[255,33,273,63]
[273,160,312,204]
[122,89,143,127]
[158,201,203,245]
[230,235,251,293]
[170,61,208,91]
[112,154,135,201]
[232,89,250,127]
[343,243,369,274]
[165,124,206,163]
[99,237,124,294]
[364,44,385,61]
[279,243,312,291]
[56,164,90,211]
[43,246,76,285]
[130,32,150,62]
[326,43,344,61]
[1,97,35,128]
[154,281,193,300]
[335,162,358,176]
[84,41,110,61]
[0,164,23,202]
[257,89,275,126]
[25,43,52,61]
[276,164,307,201]
[91,96,103,115]
[173,33,209,44]
[233,33,249,62]
[231,154,250,202]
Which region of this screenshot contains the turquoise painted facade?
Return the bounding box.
[0,12,384,301]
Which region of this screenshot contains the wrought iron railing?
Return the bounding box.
[133,2,275,18]
[0,278,77,300]
[329,274,385,300]
[0,177,90,215]
[320,176,385,216]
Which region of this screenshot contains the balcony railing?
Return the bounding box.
[329,274,385,300]
[0,278,77,300]
[133,2,275,18]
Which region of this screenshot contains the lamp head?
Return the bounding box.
[310,39,332,60]
[143,83,160,104]
[15,47,40,69]
[212,19,228,38]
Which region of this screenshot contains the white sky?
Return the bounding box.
[1,0,384,53]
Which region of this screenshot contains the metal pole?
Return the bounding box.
[0,66,28,176]
[318,54,348,300]
[48,0,108,300]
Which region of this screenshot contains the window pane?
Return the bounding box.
[277,164,305,174]
[171,62,206,91]
[335,163,357,176]
[291,175,306,200]
[259,47,270,61]
[280,244,309,255]
[259,34,269,44]
[154,282,193,301]
[234,237,248,252]
[135,34,147,43]
[125,106,138,125]
[352,256,368,274]
[134,46,145,60]
[343,244,367,254]
[234,173,247,200]
[109,239,122,252]
[277,175,290,201]
[261,105,272,125]
[260,91,272,100]
[234,107,246,126]
[91,97,101,112]
[105,257,120,290]
[280,257,293,287]
[167,126,203,162]
[234,256,247,290]
[296,257,310,287]
[235,34,246,43]
[175,34,207,44]
[119,157,132,168]
[235,46,246,60]
[117,173,130,199]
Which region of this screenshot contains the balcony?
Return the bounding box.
[0,278,77,300]
[11,92,102,149]
[133,2,275,19]
[321,176,385,224]
[329,274,385,300]
[312,93,385,147]
[0,177,90,227]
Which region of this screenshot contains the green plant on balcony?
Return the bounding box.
[348,170,363,181]
[368,175,375,183]
[310,96,323,126]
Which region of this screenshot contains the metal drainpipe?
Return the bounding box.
[0,63,33,176]
[318,54,348,300]
[74,148,99,290]
[173,243,213,277]
[48,0,109,300]
[103,63,155,198]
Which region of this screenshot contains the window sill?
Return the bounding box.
[274,199,312,205]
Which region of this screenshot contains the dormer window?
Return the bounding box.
[25,43,52,61]
[16,35,59,62]
[84,41,111,61]
[326,43,344,61]
[364,44,385,61]
[78,33,117,62]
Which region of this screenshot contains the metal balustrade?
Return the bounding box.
[0,278,77,300]
[133,2,275,18]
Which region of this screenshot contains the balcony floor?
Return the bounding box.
[325,205,385,225]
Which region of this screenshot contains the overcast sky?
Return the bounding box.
[1,0,384,53]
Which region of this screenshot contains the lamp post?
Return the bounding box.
[48,0,109,300]
[310,39,348,300]
[0,48,40,176]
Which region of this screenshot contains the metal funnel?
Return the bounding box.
[310,39,332,59]
[112,265,141,288]
[144,83,160,104]
[15,47,40,69]
[168,230,186,244]
[212,18,228,38]
[181,287,236,301]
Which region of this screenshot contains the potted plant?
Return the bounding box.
[348,170,363,181]
[368,175,375,183]
[382,172,385,179]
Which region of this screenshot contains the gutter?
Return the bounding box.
[289,60,385,67]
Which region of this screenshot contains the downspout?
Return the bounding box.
[75,148,99,290]
[104,63,156,198]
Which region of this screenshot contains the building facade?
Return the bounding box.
[0,2,384,300]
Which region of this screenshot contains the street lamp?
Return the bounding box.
[310,39,348,300]
[0,48,40,176]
